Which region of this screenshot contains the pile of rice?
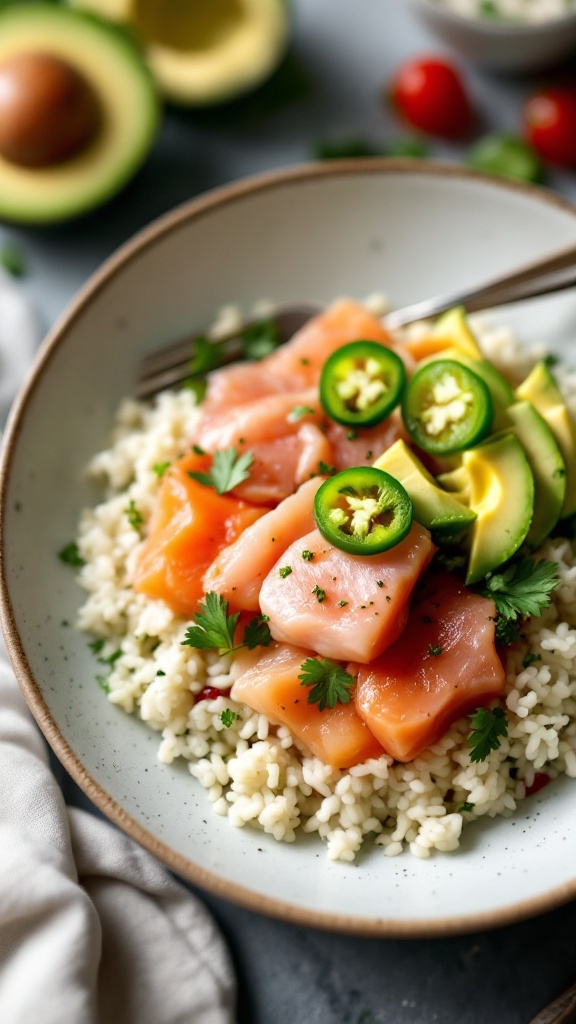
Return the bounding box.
[75,307,576,862]
[437,0,576,25]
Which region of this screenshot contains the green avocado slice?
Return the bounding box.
[501,401,566,549]
[0,4,159,223]
[516,361,576,518]
[373,439,476,536]
[440,434,534,585]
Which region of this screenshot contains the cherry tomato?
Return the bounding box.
[390,57,473,139]
[524,87,576,168]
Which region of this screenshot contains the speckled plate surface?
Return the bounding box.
[2,161,576,937]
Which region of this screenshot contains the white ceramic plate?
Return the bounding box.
[2,162,576,937]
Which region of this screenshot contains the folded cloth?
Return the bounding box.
[0,638,237,1024]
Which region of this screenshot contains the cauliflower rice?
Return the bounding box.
[75,306,576,862]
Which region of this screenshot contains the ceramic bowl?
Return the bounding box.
[3,161,576,937]
[410,0,576,73]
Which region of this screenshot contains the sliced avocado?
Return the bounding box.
[421,346,514,431]
[516,361,576,517]
[440,434,534,585]
[373,439,477,536]
[501,401,566,549]
[71,0,290,107]
[431,307,483,360]
[0,4,159,224]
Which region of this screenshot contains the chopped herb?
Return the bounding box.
[243,615,272,650]
[188,447,254,495]
[318,460,335,476]
[478,558,559,621]
[288,404,316,423]
[312,584,326,603]
[58,541,85,568]
[346,430,358,440]
[125,500,144,531]
[428,645,443,656]
[522,652,540,669]
[279,565,292,579]
[301,549,314,561]
[183,377,207,403]
[156,670,166,677]
[298,657,356,711]
[97,675,111,694]
[495,617,521,646]
[365,450,373,459]
[338,600,348,607]
[98,649,122,668]
[239,318,280,360]
[422,615,432,624]
[181,593,271,655]
[385,595,391,603]
[88,638,105,655]
[220,709,241,728]
[543,353,559,368]
[459,802,475,813]
[153,461,171,478]
[192,444,206,456]
[300,358,310,366]
[0,241,25,277]
[376,580,384,588]
[468,706,508,763]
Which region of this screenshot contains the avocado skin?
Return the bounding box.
[516,361,576,518]
[373,439,477,537]
[0,4,159,224]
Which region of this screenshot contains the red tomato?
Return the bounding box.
[524,87,576,168]
[525,772,551,797]
[390,57,473,139]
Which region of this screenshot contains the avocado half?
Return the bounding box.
[0,4,159,224]
[70,0,291,106]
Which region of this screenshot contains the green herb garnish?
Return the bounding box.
[478,558,559,621]
[125,500,144,531]
[288,404,316,423]
[468,706,508,763]
[522,652,540,669]
[153,462,171,478]
[428,645,443,657]
[181,593,271,655]
[220,709,241,728]
[312,584,326,603]
[0,241,25,277]
[188,447,254,495]
[298,657,356,711]
[58,541,85,568]
[301,550,314,561]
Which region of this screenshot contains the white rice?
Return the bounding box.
[436,0,576,24]
[75,308,576,862]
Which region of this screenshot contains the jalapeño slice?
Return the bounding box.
[320,340,406,427]
[314,467,413,555]
[401,358,493,456]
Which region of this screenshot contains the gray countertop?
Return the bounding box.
[6,1,576,1021]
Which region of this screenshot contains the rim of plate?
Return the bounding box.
[414,0,576,33]
[3,159,576,938]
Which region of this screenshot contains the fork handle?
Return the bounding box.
[527,980,576,1024]
[384,241,576,328]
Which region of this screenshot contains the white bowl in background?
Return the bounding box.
[410,0,576,73]
[3,161,576,936]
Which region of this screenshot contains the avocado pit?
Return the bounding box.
[0,52,101,168]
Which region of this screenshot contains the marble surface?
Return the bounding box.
[5,1,576,1021]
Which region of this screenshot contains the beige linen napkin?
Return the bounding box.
[0,599,237,1024]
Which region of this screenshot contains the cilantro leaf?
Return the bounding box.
[188,447,254,495]
[125,500,144,531]
[478,558,559,621]
[153,461,171,478]
[288,405,316,423]
[182,593,239,653]
[220,709,241,728]
[494,617,521,647]
[468,706,508,763]
[239,318,280,360]
[298,657,356,711]
[182,594,271,655]
[58,541,85,568]
[243,615,272,650]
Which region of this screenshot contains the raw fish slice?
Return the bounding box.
[354,573,505,762]
[202,299,394,416]
[198,390,332,505]
[231,643,383,769]
[327,411,408,472]
[203,477,325,610]
[259,523,435,663]
[133,452,265,617]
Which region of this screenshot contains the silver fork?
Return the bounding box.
[136,240,576,400]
